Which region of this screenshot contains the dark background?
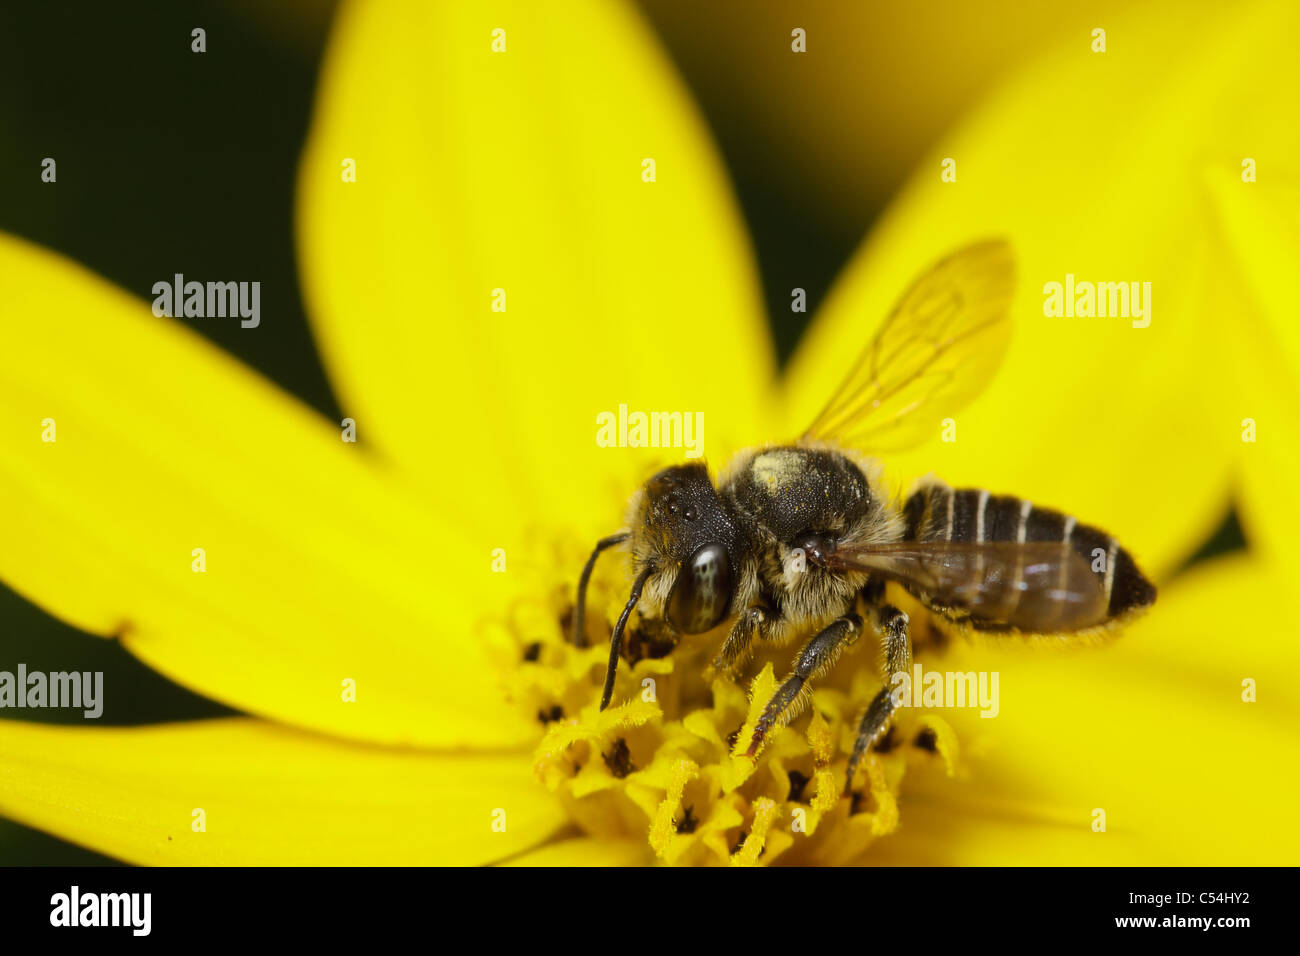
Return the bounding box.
[0,0,1241,864]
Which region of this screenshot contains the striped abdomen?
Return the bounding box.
[901,483,1156,632]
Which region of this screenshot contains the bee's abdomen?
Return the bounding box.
[902,484,1156,626]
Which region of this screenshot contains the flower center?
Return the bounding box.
[502,532,959,866]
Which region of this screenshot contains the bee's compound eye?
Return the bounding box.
[667,543,732,634]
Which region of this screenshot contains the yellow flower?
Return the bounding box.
[1,0,1297,865]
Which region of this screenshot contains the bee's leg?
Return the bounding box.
[845,604,911,793]
[743,612,863,757]
[708,603,778,679]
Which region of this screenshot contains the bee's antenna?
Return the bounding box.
[599,563,654,711]
[572,532,630,647]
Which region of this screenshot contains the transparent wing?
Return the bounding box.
[801,239,1016,452]
[826,540,1109,632]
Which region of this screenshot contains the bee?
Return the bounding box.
[572,240,1156,792]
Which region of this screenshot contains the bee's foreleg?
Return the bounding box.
[845,604,911,793]
[743,612,863,757]
[598,564,654,711]
[708,603,777,680]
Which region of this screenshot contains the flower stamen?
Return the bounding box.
[500,533,961,865]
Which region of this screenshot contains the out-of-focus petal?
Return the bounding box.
[0,234,533,749]
[297,0,773,549]
[495,835,651,866]
[0,718,563,865]
[641,0,1145,233]
[1206,175,1300,573]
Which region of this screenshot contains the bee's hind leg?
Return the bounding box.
[845,604,912,794]
[742,612,863,757]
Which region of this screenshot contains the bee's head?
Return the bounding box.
[627,463,740,634]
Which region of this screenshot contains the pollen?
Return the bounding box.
[497,534,960,866]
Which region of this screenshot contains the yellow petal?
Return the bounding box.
[873,553,1300,864]
[0,234,532,748]
[782,0,1298,575]
[0,718,563,865]
[297,0,773,548]
[1205,173,1300,574]
[653,0,1149,235]
[496,835,651,866]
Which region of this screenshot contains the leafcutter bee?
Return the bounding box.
[572,240,1156,791]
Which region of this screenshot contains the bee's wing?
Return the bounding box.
[800,239,1016,452]
[825,540,1109,632]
